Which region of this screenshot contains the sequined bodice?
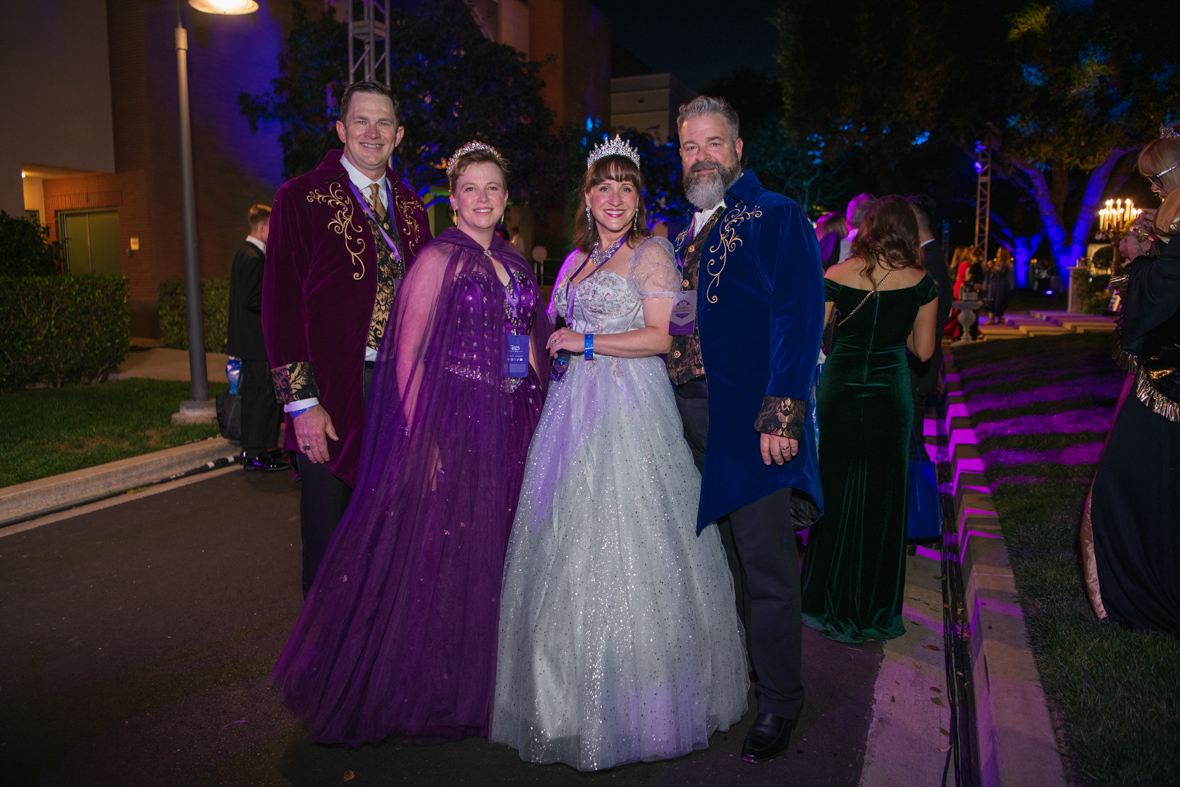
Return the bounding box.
[446,267,537,390]
[556,270,644,335]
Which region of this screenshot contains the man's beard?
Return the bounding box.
[684,158,741,210]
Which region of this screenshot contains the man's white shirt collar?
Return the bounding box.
[340,154,388,208]
[693,200,725,238]
[245,235,265,253]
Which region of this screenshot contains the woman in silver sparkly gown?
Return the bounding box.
[490,139,749,771]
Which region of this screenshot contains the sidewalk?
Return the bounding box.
[108,337,231,383]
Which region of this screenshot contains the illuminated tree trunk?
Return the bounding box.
[1011,148,1128,282]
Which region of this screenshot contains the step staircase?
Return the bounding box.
[972,310,1118,341]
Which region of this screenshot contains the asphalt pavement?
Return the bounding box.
[0,470,885,787]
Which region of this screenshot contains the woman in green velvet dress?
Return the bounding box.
[801,196,940,643]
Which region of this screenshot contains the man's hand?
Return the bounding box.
[293,405,339,464]
[760,433,799,466]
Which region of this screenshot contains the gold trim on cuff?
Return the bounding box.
[754,395,805,441]
[271,361,319,405]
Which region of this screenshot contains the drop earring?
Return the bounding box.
[585,205,593,230]
[632,212,638,232]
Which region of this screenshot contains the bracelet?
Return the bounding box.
[289,406,313,418]
[584,333,594,361]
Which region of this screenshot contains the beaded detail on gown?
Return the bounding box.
[491,236,749,771]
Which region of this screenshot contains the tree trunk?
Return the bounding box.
[1012,148,1128,283]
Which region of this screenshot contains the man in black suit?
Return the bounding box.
[907,195,953,438]
[227,204,285,471]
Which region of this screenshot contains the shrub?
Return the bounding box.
[0,275,130,390]
[0,211,62,276]
[158,276,230,352]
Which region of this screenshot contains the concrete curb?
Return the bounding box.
[0,437,240,527]
[942,352,1067,787]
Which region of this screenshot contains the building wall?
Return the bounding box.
[611,73,697,143]
[0,0,117,216]
[103,0,293,335]
[531,0,611,130]
[499,0,530,59]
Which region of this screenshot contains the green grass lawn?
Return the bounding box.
[3,379,229,488]
[952,334,1180,786]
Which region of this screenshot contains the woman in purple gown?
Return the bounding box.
[271,142,549,745]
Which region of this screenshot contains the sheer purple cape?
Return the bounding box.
[271,228,550,745]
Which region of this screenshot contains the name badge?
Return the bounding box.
[503,334,529,378]
[669,290,697,335]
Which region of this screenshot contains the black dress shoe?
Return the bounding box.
[243,453,289,472]
[741,712,796,763]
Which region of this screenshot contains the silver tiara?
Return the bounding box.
[446,141,504,178]
[587,134,640,170]
[1162,124,1179,140]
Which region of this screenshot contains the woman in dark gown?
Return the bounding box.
[801,196,939,643]
[1082,131,1180,637]
[984,247,1013,323]
[271,142,550,744]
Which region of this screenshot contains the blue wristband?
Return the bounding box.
[584,333,594,361]
[289,406,313,418]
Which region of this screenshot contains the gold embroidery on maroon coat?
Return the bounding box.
[271,361,319,405]
[393,188,422,253]
[307,181,367,280]
[704,205,763,304]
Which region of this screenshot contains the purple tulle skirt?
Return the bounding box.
[272,369,544,744]
[271,230,550,746]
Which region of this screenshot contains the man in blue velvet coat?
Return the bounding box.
[668,96,824,764]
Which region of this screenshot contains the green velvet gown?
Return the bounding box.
[801,275,938,643]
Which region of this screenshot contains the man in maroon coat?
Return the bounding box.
[263,81,432,596]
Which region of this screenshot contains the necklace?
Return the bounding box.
[587,234,627,272]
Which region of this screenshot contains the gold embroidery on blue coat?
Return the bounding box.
[307,181,367,280]
[703,205,762,303]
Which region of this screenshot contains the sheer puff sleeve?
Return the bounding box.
[628,236,680,300]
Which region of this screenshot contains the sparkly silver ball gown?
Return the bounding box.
[491,236,749,771]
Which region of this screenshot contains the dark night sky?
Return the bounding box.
[589,0,782,90]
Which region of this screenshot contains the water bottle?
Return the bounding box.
[226,357,241,394]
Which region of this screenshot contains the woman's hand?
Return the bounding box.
[1120,232,1152,261]
[547,327,586,358]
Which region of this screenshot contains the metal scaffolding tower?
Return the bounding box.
[973,141,991,252]
[347,0,392,87]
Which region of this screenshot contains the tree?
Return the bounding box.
[0,212,61,276]
[775,0,1179,281]
[239,2,346,180]
[992,1,1177,278]
[702,68,852,215]
[241,0,564,212]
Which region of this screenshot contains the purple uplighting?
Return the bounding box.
[965,378,1121,413]
[973,407,1115,438]
[990,475,1094,487]
[959,364,1115,393]
[982,442,1103,467]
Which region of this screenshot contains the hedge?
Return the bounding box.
[0,210,61,276]
[0,275,130,390]
[158,276,230,352]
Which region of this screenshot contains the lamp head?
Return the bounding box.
[188,0,258,14]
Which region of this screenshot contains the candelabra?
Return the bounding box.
[1098,198,1141,275]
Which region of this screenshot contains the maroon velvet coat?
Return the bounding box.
[262,149,432,488]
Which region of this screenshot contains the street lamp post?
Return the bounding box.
[171,0,259,424]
